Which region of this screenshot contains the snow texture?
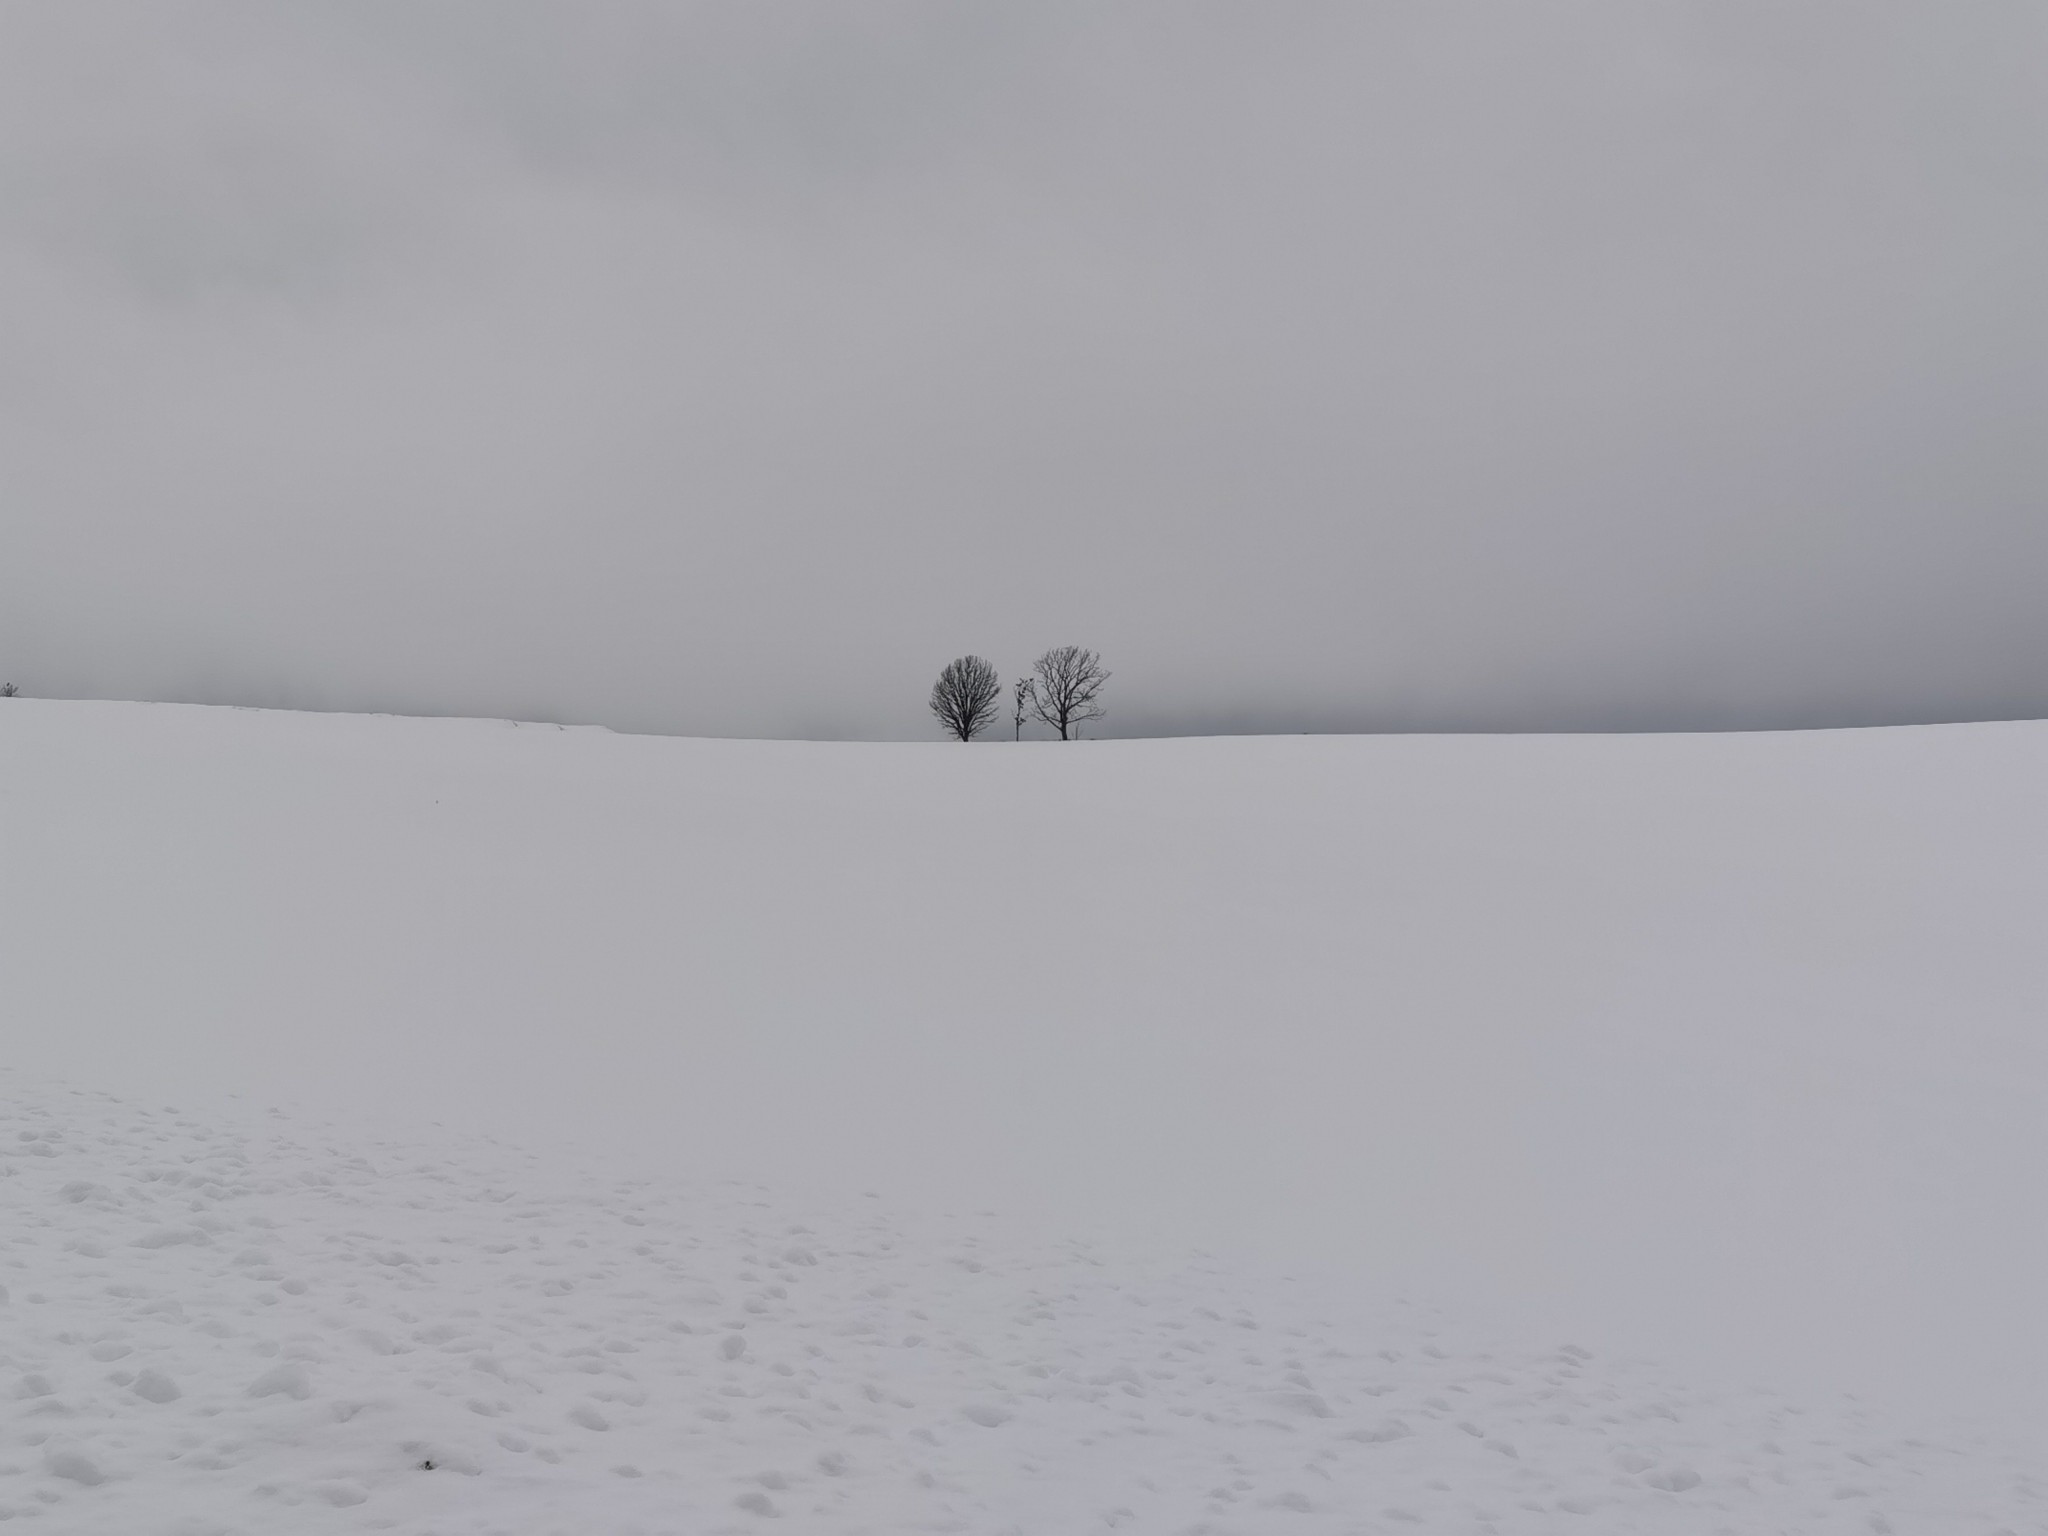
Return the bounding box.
[3,1078,2043,1534]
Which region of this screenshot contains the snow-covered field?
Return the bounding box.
[6,1075,2042,1535]
[4,699,2047,1532]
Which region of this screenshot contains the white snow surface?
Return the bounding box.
[3,1078,2043,1535]
[4,698,2048,1530]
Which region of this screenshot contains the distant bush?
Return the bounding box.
[0,683,16,697]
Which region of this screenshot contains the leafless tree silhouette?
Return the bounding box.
[929,655,1002,741]
[1011,677,1036,740]
[1029,646,1109,740]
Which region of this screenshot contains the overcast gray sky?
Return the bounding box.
[2,2,2043,738]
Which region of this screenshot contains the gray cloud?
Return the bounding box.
[2,2,2044,737]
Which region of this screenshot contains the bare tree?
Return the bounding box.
[929,655,1001,741]
[1011,677,1036,740]
[1029,646,1109,740]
